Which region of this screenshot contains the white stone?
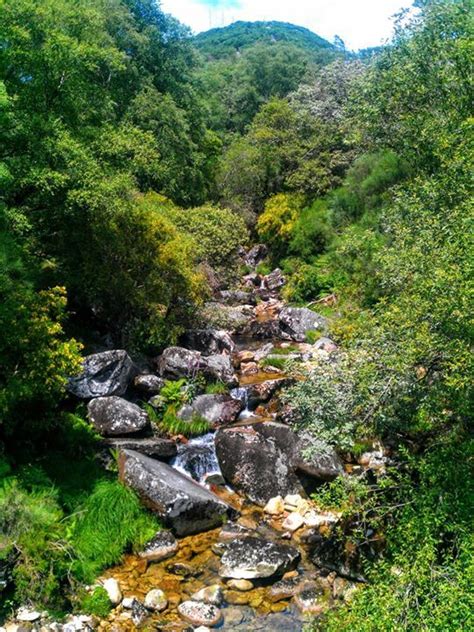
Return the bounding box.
[144,588,168,612]
[303,510,339,528]
[264,495,284,515]
[191,585,223,606]
[284,494,303,508]
[121,597,136,609]
[282,512,304,532]
[16,607,42,622]
[100,577,122,605]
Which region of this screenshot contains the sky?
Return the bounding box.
[161,0,415,51]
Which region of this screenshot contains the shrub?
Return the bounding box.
[257,193,304,259]
[78,586,112,618]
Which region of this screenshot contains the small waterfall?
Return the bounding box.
[170,433,222,484]
[231,386,255,420]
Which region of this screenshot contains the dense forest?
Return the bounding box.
[0,0,472,630]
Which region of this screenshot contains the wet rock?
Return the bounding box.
[139,530,178,562]
[101,437,177,460]
[68,350,135,399]
[279,307,327,342]
[310,533,366,582]
[87,396,149,436]
[263,269,286,291]
[219,537,300,579]
[133,374,164,395]
[100,577,121,605]
[119,450,232,536]
[282,512,304,532]
[227,579,253,592]
[240,361,258,376]
[181,329,235,355]
[177,601,222,627]
[157,347,201,379]
[267,576,311,602]
[264,496,285,515]
[246,379,287,409]
[167,562,201,577]
[144,588,167,612]
[191,585,223,606]
[253,342,274,362]
[224,589,251,605]
[293,585,326,614]
[248,318,282,339]
[218,522,254,541]
[215,424,304,505]
[131,599,148,626]
[178,394,242,428]
[244,244,268,268]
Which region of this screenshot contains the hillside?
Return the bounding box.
[195,20,339,61]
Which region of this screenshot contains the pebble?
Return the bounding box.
[177,601,222,627]
[191,584,223,606]
[224,590,251,605]
[282,512,304,532]
[227,579,253,592]
[264,496,285,515]
[144,588,168,612]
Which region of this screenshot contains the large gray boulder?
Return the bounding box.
[178,394,243,428]
[157,347,201,379]
[119,450,232,536]
[215,423,343,504]
[157,347,237,385]
[218,290,257,306]
[219,537,300,579]
[68,350,135,398]
[263,268,286,291]
[244,244,268,268]
[87,396,149,436]
[133,374,164,395]
[215,424,304,505]
[278,307,327,342]
[181,329,235,355]
[200,302,254,333]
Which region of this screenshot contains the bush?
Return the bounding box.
[257,193,304,259]
[78,586,112,618]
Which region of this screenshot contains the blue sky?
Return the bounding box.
[161,0,415,51]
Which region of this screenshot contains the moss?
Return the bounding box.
[78,587,112,617]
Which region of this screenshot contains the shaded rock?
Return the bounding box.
[200,302,253,333]
[178,394,242,428]
[177,601,222,627]
[263,268,286,291]
[247,318,282,340]
[219,537,300,579]
[244,244,268,268]
[139,530,178,562]
[218,290,257,306]
[144,588,167,612]
[157,347,201,379]
[101,437,177,460]
[191,585,223,606]
[133,374,164,395]
[293,431,344,481]
[310,532,366,582]
[181,329,235,356]
[68,350,135,399]
[215,425,304,506]
[201,354,238,386]
[242,272,261,288]
[87,397,149,436]
[119,450,232,536]
[279,306,327,342]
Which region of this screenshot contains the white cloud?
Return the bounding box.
[161,0,414,50]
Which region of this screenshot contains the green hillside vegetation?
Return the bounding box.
[195,20,339,59]
[0,0,472,627]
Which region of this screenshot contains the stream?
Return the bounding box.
[96,259,360,631]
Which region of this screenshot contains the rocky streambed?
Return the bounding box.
[6,246,389,631]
